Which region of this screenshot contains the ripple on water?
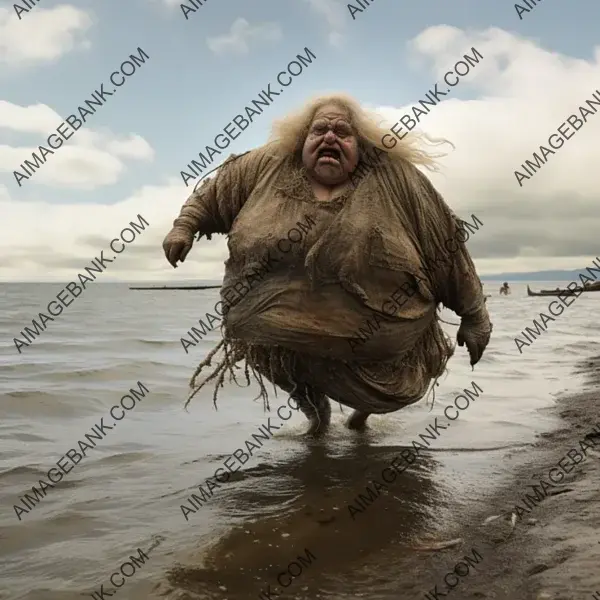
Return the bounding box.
[0,282,597,600]
[0,464,49,479]
[95,451,154,465]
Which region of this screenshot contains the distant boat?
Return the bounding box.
[527,285,575,297]
[129,284,221,291]
[526,284,600,297]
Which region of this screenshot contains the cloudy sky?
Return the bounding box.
[1,0,599,282]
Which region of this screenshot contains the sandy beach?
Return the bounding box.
[408,357,600,600]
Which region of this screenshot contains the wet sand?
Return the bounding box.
[402,357,600,600]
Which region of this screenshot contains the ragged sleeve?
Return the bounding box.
[407,166,487,320]
[172,146,275,237]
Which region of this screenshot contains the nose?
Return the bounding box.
[323,129,337,143]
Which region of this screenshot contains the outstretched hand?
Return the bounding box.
[456,312,492,367]
[162,227,194,268]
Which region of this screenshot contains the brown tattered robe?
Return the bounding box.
[173,143,487,413]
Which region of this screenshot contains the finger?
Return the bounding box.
[470,341,483,366]
[477,338,489,361]
[168,243,183,268]
[472,341,482,364]
[180,243,192,263]
[456,332,464,347]
[163,242,173,264]
[477,334,491,361]
[166,243,176,267]
[465,340,477,365]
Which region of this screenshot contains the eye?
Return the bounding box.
[334,122,353,137]
[310,119,328,135]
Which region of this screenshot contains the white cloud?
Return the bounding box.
[0,101,62,134]
[0,4,92,67]
[3,26,600,280]
[0,180,228,282]
[207,18,282,56]
[106,135,155,160]
[302,0,346,48]
[371,25,600,274]
[0,101,154,190]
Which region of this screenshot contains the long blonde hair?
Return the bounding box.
[268,92,451,170]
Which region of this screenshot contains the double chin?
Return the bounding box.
[315,167,349,186]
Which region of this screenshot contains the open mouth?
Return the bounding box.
[317,147,341,163]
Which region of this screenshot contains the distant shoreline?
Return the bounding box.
[0,277,588,284]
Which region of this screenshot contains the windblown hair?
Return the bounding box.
[185,94,459,411]
[268,92,452,170]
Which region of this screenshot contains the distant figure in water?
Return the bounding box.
[499,282,511,295]
[162,93,492,435]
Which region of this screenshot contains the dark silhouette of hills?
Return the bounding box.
[480,269,596,282]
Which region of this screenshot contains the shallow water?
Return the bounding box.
[0,281,598,599]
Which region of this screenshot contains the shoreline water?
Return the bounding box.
[154,357,600,600]
[411,356,600,600]
[1,282,599,600]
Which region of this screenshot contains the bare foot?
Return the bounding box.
[293,387,331,437]
[346,410,370,431]
[305,418,329,437]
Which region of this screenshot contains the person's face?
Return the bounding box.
[301,104,359,185]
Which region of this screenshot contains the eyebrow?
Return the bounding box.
[313,113,350,120]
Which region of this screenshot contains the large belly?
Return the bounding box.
[223,274,435,361]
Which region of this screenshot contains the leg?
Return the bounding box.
[292,385,331,436]
[249,346,331,435]
[346,409,371,431]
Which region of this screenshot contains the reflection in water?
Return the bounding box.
[1,284,597,600]
[165,438,441,599]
